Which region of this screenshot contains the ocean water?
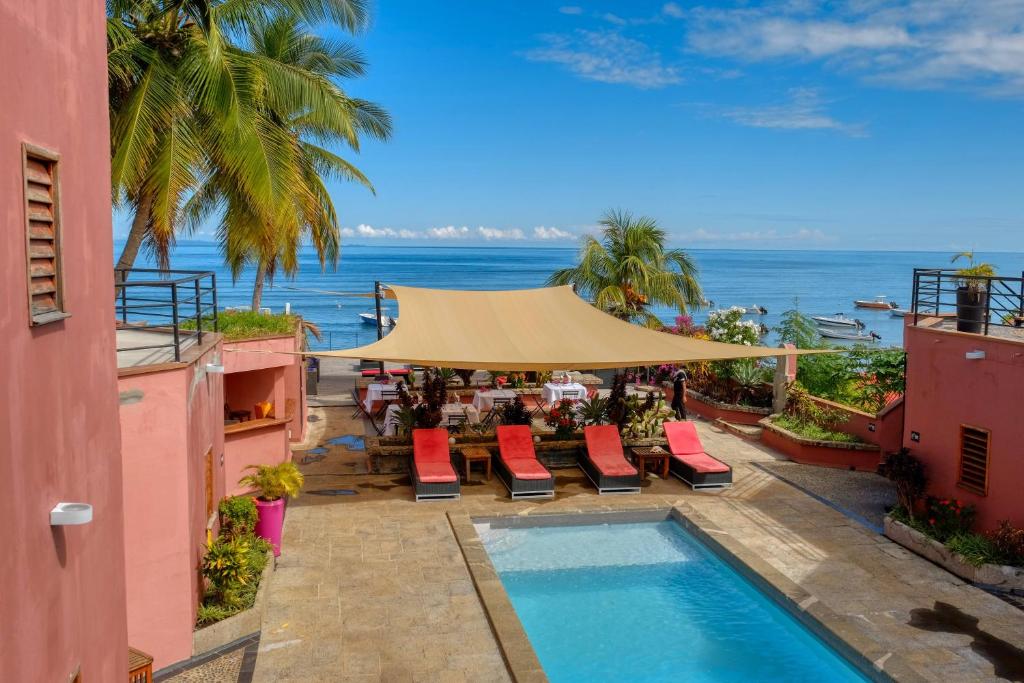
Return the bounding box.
[478,519,867,682]
[126,241,1024,351]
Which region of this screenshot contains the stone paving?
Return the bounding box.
[252,411,1024,682]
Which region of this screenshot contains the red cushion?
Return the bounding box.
[497,425,536,460]
[584,425,637,476]
[360,368,410,377]
[663,421,705,456]
[413,428,451,463]
[415,461,458,483]
[673,452,730,474]
[502,458,552,480]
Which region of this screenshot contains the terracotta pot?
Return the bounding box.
[254,498,285,557]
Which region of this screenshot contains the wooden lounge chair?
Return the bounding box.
[580,425,641,494]
[494,425,555,499]
[662,421,732,490]
[412,428,460,501]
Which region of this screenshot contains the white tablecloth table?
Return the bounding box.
[382,402,479,436]
[541,382,588,404]
[471,389,517,411]
[363,383,402,411]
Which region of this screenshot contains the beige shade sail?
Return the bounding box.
[301,284,826,370]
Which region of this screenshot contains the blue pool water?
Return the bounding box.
[479,519,867,682]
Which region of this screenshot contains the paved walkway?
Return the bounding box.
[253,414,1024,682]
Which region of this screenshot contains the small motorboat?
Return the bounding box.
[812,313,864,329]
[819,328,881,342]
[890,308,911,317]
[854,296,898,310]
[749,305,768,315]
[358,312,396,327]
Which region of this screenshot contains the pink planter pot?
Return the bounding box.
[254,498,285,557]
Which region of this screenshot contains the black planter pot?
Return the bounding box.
[955,286,987,333]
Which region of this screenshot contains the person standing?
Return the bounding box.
[671,367,688,419]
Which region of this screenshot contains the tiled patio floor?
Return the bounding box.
[252,413,1024,682]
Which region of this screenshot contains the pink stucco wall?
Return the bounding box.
[0,1,129,680]
[810,395,904,454]
[118,341,225,669]
[225,423,291,497]
[903,324,1024,531]
[225,335,307,442]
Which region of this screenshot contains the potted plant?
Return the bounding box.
[238,461,303,557]
[951,252,995,333]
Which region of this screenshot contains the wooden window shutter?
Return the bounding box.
[22,143,67,325]
[957,425,990,496]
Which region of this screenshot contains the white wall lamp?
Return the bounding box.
[50,502,93,526]
[965,350,986,361]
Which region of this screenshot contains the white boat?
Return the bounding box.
[819,327,881,342]
[749,305,768,315]
[811,313,863,329]
[358,312,396,327]
[854,295,898,310]
[890,309,911,317]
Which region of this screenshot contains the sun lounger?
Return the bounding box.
[663,421,732,489]
[581,425,641,494]
[494,425,555,499]
[412,428,460,501]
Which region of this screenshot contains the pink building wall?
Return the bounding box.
[903,323,1024,531]
[225,334,307,442]
[0,1,129,681]
[225,423,291,497]
[118,342,225,669]
[810,395,905,454]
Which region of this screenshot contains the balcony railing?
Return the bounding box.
[911,268,1024,336]
[115,268,218,362]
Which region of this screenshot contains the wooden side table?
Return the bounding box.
[461,446,492,482]
[631,446,670,480]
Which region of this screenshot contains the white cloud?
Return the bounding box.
[533,226,575,240]
[681,227,833,243]
[716,88,868,137]
[686,2,1024,94]
[558,6,583,15]
[662,2,684,19]
[602,12,628,26]
[477,227,525,240]
[356,224,399,238]
[427,225,471,239]
[523,29,682,89]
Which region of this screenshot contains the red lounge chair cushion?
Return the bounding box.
[503,458,552,480]
[663,421,705,456]
[415,461,458,483]
[584,425,637,477]
[496,426,552,480]
[360,368,411,377]
[413,428,451,463]
[673,452,730,474]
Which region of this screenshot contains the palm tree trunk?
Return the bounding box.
[251,260,267,311]
[115,190,154,271]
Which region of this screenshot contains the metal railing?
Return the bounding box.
[115,268,218,362]
[911,268,1024,336]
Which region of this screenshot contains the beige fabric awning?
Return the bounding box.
[303,284,824,370]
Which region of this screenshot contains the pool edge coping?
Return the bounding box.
[447,505,928,683]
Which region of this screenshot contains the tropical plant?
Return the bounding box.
[238,461,304,501]
[775,301,821,349]
[545,398,581,439]
[622,398,675,439]
[107,0,391,301]
[202,535,253,607]
[435,367,457,384]
[951,252,995,291]
[923,498,976,542]
[452,369,475,387]
[605,373,631,429]
[547,210,703,326]
[988,521,1024,566]
[729,360,770,404]
[883,448,927,516]
[498,396,533,426]
[219,495,258,538]
[577,396,609,426]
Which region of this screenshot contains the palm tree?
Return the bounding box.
[185,15,391,309]
[107,0,373,270]
[547,210,703,326]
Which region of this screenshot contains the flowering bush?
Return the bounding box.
[705,307,762,346]
[544,398,581,439]
[924,497,976,542]
[988,521,1024,566]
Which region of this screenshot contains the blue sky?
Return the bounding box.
[123,1,1024,251]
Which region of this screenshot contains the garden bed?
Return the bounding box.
[685,388,771,426]
[759,416,881,472]
[884,517,1024,591]
[192,550,274,657]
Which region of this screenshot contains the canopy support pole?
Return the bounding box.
[374,281,385,377]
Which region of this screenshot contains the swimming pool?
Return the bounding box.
[477,515,868,682]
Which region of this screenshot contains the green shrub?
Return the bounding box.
[771,414,861,443]
[947,533,1003,567]
[882,448,927,515]
[498,396,534,426]
[182,310,298,341]
[988,521,1024,566]
[197,533,272,627]
[219,496,258,538]
[196,602,235,627]
[922,498,976,542]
